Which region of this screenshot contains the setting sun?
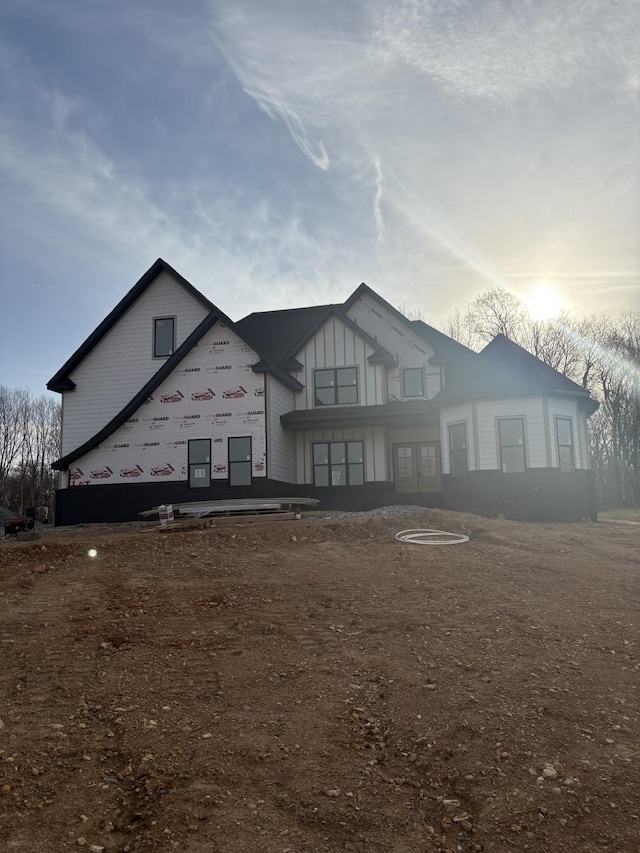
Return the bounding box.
[523,282,570,322]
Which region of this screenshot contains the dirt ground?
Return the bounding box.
[1,508,639,853]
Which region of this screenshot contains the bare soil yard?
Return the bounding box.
[1,509,639,853]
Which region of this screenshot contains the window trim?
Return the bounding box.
[313,367,358,407]
[555,416,575,473]
[448,422,468,477]
[153,316,176,358]
[402,367,424,399]
[312,440,364,487]
[228,436,252,487]
[188,438,211,489]
[497,417,527,474]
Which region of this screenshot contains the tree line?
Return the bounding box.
[0,387,61,522]
[440,289,639,509]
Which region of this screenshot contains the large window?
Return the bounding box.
[448,422,468,476]
[229,436,252,487]
[314,367,358,406]
[556,417,574,472]
[154,317,175,357]
[498,418,526,473]
[188,439,211,488]
[313,441,364,486]
[403,368,424,398]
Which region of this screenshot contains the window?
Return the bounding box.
[313,441,364,486]
[397,446,414,479]
[498,418,526,473]
[314,367,358,406]
[448,422,468,476]
[420,444,438,478]
[556,417,574,472]
[403,368,424,398]
[188,439,210,488]
[154,317,175,357]
[229,436,252,486]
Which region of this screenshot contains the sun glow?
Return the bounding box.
[523,282,570,322]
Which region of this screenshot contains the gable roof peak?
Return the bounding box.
[47,259,214,392]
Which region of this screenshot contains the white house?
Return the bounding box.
[48,259,598,524]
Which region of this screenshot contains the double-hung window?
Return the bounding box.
[228,436,252,487]
[403,368,424,398]
[314,368,357,406]
[448,423,468,476]
[498,418,526,473]
[313,441,364,486]
[556,418,574,472]
[154,317,175,357]
[188,439,211,488]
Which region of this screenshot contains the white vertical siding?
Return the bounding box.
[345,293,441,399]
[266,375,296,482]
[293,317,386,409]
[62,272,209,455]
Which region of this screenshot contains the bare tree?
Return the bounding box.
[468,287,528,344]
[0,387,61,521]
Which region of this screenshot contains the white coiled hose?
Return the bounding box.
[395,528,469,545]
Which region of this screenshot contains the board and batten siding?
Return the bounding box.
[61,272,210,456]
[295,427,387,485]
[266,375,296,483]
[440,404,475,474]
[64,321,267,486]
[293,316,385,410]
[345,293,442,400]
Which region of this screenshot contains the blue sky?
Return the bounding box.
[1,0,638,396]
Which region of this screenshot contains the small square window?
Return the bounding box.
[154,317,175,357]
[403,368,424,398]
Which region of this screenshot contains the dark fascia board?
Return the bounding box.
[47,257,301,395]
[52,312,221,470]
[281,399,439,431]
[47,258,215,392]
[278,305,397,369]
[250,360,304,392]
[342,282,475,364]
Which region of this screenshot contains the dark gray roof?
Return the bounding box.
[434,334,598,412]
[409,319,477,364]
[235,305,333,363]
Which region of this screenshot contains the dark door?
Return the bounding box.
[394,443,441,493]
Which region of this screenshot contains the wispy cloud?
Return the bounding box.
[211,0,639,307]
[371,0,640,105]
[1,0,638,395]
